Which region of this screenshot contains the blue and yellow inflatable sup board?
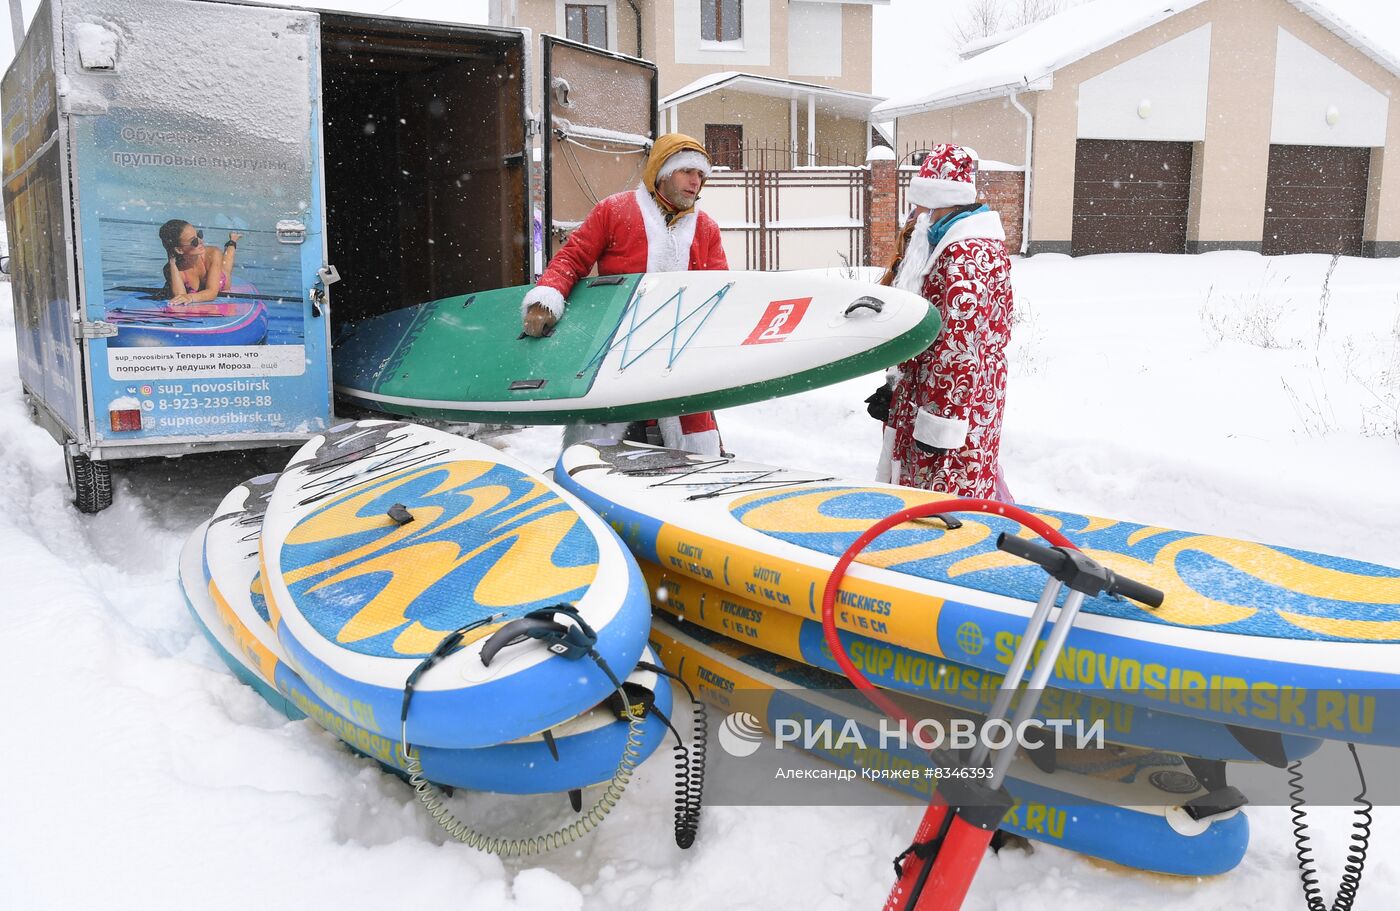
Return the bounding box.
[649,615,1250,876]
[645,564,1320,763]
[190,491,671,795]
[260,421,652,750]
[560,442,1400,746]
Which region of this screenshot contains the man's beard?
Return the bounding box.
[661,189,698,210]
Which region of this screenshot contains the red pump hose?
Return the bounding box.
[817,497,1078,911]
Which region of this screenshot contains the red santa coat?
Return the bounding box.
[534,183,728,298]
[882,209,1013,498]
[529,183,729,454]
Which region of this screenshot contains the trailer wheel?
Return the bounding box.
[71,454,113,514]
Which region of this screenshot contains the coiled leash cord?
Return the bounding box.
[634,660,708,849]
[1291,743,1372,911]
[397,606,646,857]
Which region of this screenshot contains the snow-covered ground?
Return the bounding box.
[3,251,1398,910]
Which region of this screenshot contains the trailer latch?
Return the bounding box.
[73,318,118,340]
[309,265,340,318]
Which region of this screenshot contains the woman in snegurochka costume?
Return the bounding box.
[158,219,242,306]
[870,144,1015,501]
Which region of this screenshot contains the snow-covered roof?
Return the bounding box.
[1290,0,1400,78]
[662,72,887,121]
[873,0,1400,120]
[662,70,743,102]
[956,21,1038,60]
[873,0,1203,119]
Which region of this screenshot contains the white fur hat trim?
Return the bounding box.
[657,149,712,182]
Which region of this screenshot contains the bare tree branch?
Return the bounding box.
[954,0,1068,50]
[953,0,1003,48]
[1005,0,1065,30]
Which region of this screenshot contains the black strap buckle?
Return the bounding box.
[606,680,656,721]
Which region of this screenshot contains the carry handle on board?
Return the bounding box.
[479,604,600,666]
[888,529,1164,911]
[844,296,884,317]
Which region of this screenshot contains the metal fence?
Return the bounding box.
[703,167,868,271]
[708,138,871,172]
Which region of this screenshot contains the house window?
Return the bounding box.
[701,0,742,42]
[565,4,608,49]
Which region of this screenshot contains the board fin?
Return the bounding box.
[1226,724,1290,768]
[541,728,561,762]
[1183,786,1248,821]
[1183,755,1228,791]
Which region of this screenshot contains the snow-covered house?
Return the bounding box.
[490,0,889,168]
[873,0,1400,257]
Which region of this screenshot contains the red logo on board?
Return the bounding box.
[742,297,811,345]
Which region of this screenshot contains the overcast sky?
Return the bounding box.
[0,0,1395,101]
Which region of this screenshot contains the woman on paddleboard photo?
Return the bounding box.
[158,219,241,306]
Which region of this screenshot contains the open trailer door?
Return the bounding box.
[542,35,658,262]
[318,15,531,320]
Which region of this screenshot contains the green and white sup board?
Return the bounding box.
[332,271,939,423]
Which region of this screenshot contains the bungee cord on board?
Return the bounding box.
[394,605,655,857]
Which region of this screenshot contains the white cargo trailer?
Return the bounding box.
[2,0,657,510]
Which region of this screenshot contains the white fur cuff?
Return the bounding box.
[521,285,566,319]
[914,408,968,451]
[874,425,896,483]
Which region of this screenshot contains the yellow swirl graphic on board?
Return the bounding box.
[727,486,1400,639]
[281,459,599,658]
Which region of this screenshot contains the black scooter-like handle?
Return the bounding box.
[996,532,1164,609]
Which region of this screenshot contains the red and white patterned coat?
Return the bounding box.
[529,184,729,454]
[883,209,1013,498]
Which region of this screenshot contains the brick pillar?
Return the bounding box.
[867,147,899,271]
[979,169,1025,254]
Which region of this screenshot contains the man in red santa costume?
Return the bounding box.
[872,143,1014,499]
[520,133,729,455]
